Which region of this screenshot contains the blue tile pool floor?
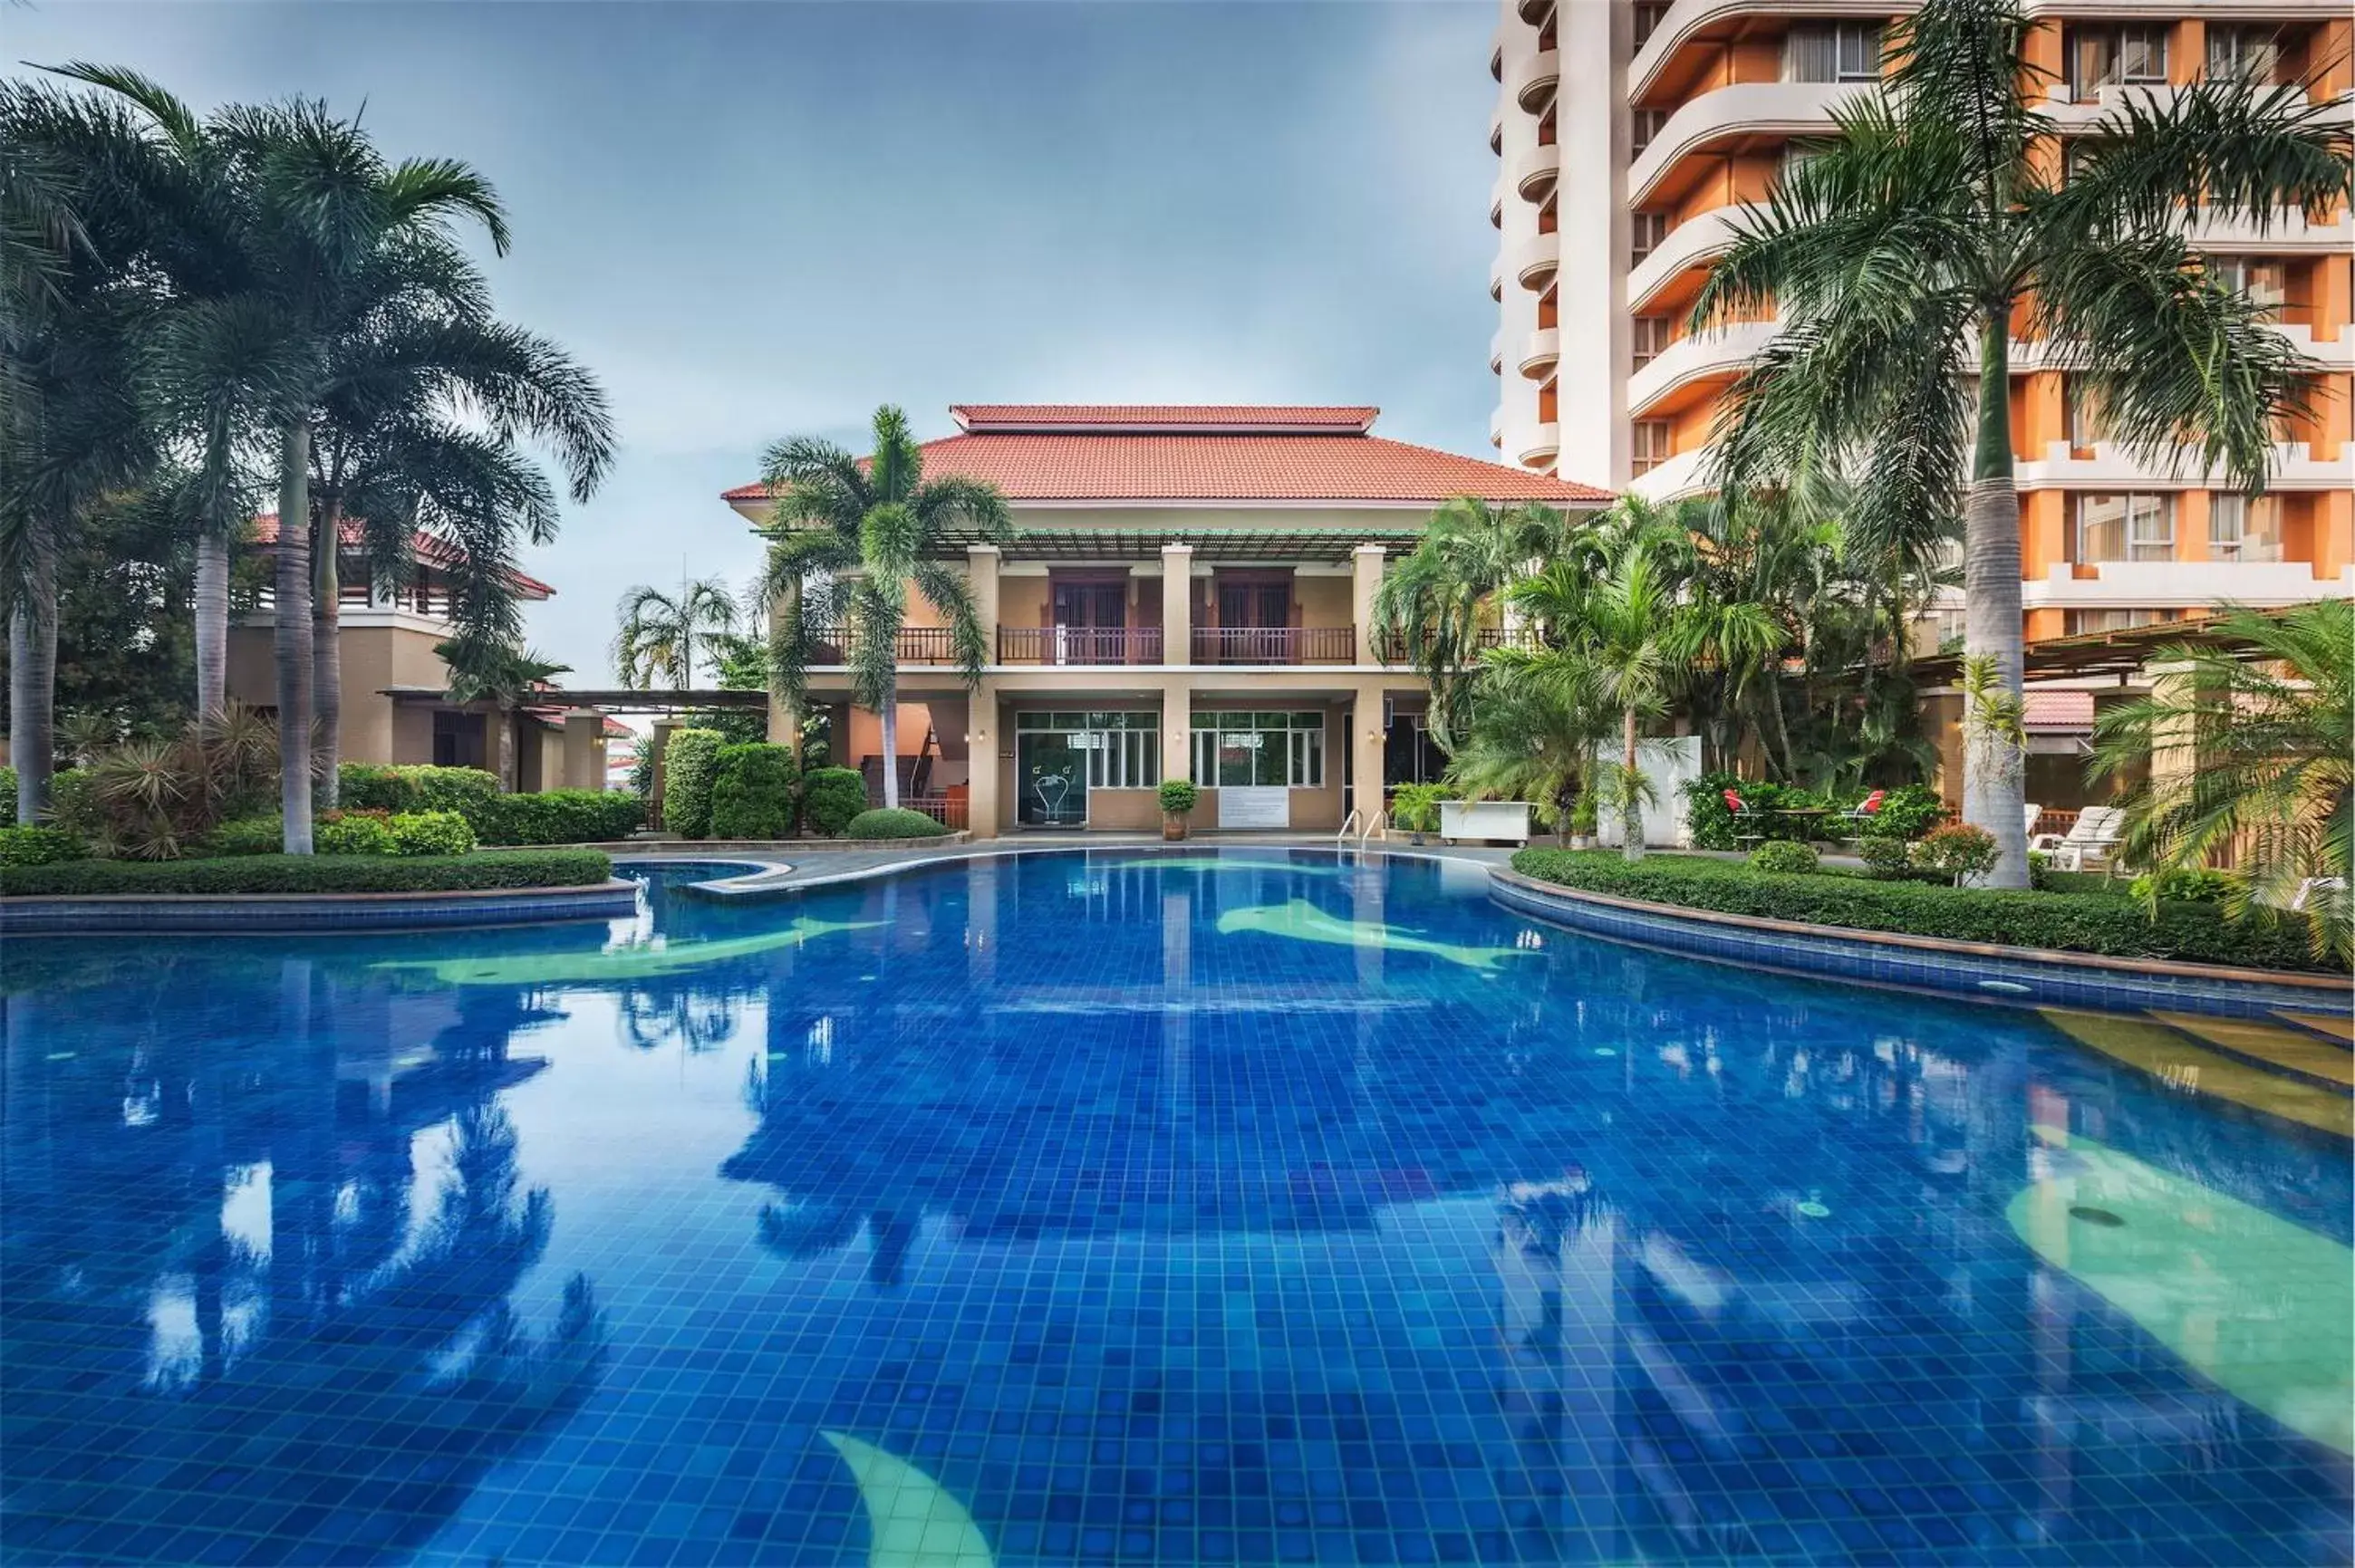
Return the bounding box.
[3,848,2349,1564]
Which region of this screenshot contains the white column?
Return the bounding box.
[1161,544,1192,666]
[562,710,602,790]
[1351,544,1386,666]
[1552,0,1626,489]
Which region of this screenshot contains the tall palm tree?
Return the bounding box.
[758,406,1009,810]
[1690,0,2350,888]
[1370,497,1579,755]
[0,78,159,823]
[2090,601,2350,965]
[612,576,738,691]
[1443,653,1611,844]
[437,639,569,793]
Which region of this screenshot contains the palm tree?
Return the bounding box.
[1443,653,1610,844]
[1370,497,1579,755]
[612,576,738,691]
[758,406,1009,810]
[437,639,568,792]
[1690,0,2350,887]
[2090,601,2350,965]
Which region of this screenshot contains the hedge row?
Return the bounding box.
[1,849,613,898]
[844,807,951,841]
[341,765,646,845]
[1509,850,2336,974]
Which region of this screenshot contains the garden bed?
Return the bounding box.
[1509,850,2338,975]
[0,849,613,898]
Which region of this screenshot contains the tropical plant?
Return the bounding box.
[1443,654,1609,843]
[758,406,1009,808]
[1913,823,2001,886]
[2090,601,2351,964]
[1958,653,2026,878]
[436,640,567,794]
[613,576,738,691]
[1156,778,1199,816]
[1370,496,1578,754]
[1388,782,1451,837]
[1691,0,2352,886]
[76,700,280,859]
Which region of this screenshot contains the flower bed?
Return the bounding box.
[1509,850,2336,974]
[1,849,612,898]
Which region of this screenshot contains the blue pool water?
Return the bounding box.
[3,849,2348,1565]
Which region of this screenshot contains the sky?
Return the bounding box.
[5,0,1506,687]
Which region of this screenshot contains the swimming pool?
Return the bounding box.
[4,848,2348,1564]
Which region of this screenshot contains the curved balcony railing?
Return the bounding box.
[1518,420,1561,470]
[1191,626,1356,665]
[1509,232,1559,293]
[996,625,1163,666]
[1628,81,1871,207]
[1511,140,1559,203]
[1518,326,1560,380]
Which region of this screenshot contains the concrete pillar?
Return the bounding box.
[648,718,677,832]
[562,710,602,791]
[1162,674,1193,789]
[1161,544,1193,666]
[766,582,799,746]
[968,544,1002,655]
[1351,544,1386,666]
[1351,678,1387,830]
[967,689,1000,839]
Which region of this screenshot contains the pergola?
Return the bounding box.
[1908,609,2292,687]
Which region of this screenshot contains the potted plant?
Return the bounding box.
[1157,778,1199,842]
[1568,792,1598,850]
[1390,783,1448,846]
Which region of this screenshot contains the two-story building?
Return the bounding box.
[725,405,1610,839]
[228,515,609,790]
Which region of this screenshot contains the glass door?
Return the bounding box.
[1049,579,1125,664]
[1017,731,1086,827]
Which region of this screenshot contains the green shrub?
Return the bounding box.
[1749,841,1819,875]
[1856,832,1912,880]
[1390,783,1453,834]
[338,763,503,824]
[1509,850,2334,972]
[0,765,14,825]
[0,825,88,867]
[316,813,396,856]
[1158,779,1200,815]
[2,849,611,898]
[2130,868,2234,905]
[201,815,285,857]
[802,766,869,837]
[475,789,648,845]
[845,807,951,841]
[1856,784,1945,841]
[389,811,477,858]
[661,728,726,838]
[1913,822,2001,884]
[45,770,98,838]
[709,744,800,839]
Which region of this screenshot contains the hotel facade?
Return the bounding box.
[1487,0,2353,646]
[727,405,1608,839]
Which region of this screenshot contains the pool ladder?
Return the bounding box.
[1336,809,1388,850]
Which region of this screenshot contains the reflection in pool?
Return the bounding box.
[3,849,2348,1564]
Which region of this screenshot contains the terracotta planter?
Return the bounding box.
[1163,813,1188,842]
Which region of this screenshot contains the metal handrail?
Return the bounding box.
[1359,809,1388,845]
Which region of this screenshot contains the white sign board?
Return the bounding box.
[1217,786,1290,829]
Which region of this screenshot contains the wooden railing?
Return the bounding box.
[1190,625,1356,664]
[1378,625,1543,661]
[902,794,969,831]
[805,626,963,665]
[997,625,1164,665]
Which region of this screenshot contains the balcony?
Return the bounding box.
[1518,326,1560,380]
[2184,207,2353,255]
[804,626,964,665]
[2016,439,2353,494]
[1629,81,1874,207]
[1489,407,1505,449]
[1489,255,1504,302]
[1490,328,1506,375]
[1510,46,1560,113]
[1519,420,1560,470]
[2021,558,2351,611]
[1627,318,1779,417]
[1628,207,1740,315]
[1627,444,1713,501]
[996,625,1163,666]
[1380,624,1544,662]
[1510,139,1559,203]
[1509,232,1559,293]
[1627,0,1917,104]
[1190,625,1356,665]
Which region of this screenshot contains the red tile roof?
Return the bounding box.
[951,404,1380,433]
[2023,689,2095,732]
[251,514,555,599]
[724,407,1611,506]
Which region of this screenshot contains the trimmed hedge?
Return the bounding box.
[709,744,799,839]
[316,814,397,856]
[845,807,951,841]
[0,765,14,824]
[389,811,476,857]
[802,767,869,838]
[1,849,612,898]
[339,763,502,818]
[1748,841,1819,875]
[0,825,87,867]
[475,789,648,846]
[661,728,726,838]
[1509,850,2338,974]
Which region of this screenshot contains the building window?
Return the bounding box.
[2206,25,2283,85]
[1631,420,1672,477]
[1631,109,1668,159]
[432,710,487,769]
[2209,494,2283,563]
[2076,492,2176,563]
[1017,710,1160,790]
[1919,608,1967,655]
[1784,23,1882,83]
[2208,256,2287,318]
[1631,317,1671,369]
[1631,211,1668,265]
[2067,24,2168,94]
[1632,1,1671,51]
[2065,376,2108,450]
[2068,609,2169,635]
[1191,711,1326,790]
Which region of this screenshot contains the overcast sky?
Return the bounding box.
[8,0,1503,683]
